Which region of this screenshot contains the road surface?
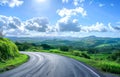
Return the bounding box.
[0,52,105,77]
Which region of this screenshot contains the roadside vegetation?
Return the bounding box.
[0,37,28,72]
[15,42,120,74]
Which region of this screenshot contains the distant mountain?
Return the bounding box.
[6,36,120,42]
[7,36,120,53]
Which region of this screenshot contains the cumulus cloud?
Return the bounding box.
[80,22,108,32]
[0,0,24,8]
[0,15,26,35]
[73,0,85,6]
[80,22,120,32]
[0,15,119,37]
[57,17,80,32]
[113,26,120,32]
[0,15,51,36]
[62,0,85,6]
[24,17,49,32]
[57,7,87,17]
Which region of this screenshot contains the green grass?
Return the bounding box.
[96,44,110,48]
[90,54,109,60]
[0,54,28,72]
[60,54,120,74]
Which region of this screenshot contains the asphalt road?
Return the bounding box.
[0,52,105,77]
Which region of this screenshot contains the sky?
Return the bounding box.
[0,0,120,37]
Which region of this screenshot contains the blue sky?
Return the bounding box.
[0,0,120,37]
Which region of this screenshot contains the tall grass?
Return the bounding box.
[99,61,120,74]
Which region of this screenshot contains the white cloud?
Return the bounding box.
[57,7,87,17]
[80,22,120,32]
[24,17,49,32]
[73,0,85,6]
[80,22,108,32]
[0,15,26,35]
[0,0,23,8]
[57,17,80,32]
[0,15,119,37]
[72,19,78,23]
[62,0,69,3]
[0,15,51,36]
[62,0,85,6]
[99,3,105,7]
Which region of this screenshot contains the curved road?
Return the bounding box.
[0,52,105,77]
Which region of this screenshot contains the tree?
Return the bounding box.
[108,51,120,63]
[59,46,69,51]
[40,44,52,50]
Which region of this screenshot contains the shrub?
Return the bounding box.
[72,51,81,57]
[59,46,69,51]
[0,38,19,61]
[99,62,120,74]
[40,44,52,50]
[81,52,91,59]
[107,51,120,63]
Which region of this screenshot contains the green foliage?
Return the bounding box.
[59,46,69,51]
[108,51,120,63]
[15,42,35,51]
[99,61,120,74]
[71,51,91,59]
[60,54,120,74]
[72,51,81,56]
[0,54,28,72]
[90,54,109,60]
[49,49,61,53]
[81,52,91,59]
[0,38,19,61]
[40,44,53,50]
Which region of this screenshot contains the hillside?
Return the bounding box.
[8,36,120,53]
[0,37,19,62]
[0,38,19,61]
[0,37,28,72]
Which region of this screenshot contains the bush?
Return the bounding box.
[81,52,91,59]
[100,62,120,74]
[0,38,19,61]
[40,44,52,50]
[59,46,69,51]
[72,51,81,57]
[49,49,61,53]
[107,51,120,63]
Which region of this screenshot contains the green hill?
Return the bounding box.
[0,37,19,61]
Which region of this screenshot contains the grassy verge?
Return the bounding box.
[60,54,120,74]
[0,54,28,72]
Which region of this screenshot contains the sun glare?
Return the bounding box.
[36,0,46,3]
